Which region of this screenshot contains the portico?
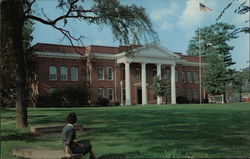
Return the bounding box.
[116,44,179,105]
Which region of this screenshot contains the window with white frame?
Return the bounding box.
[182,72,186,83]
[60,66,68,81]
[107,88,114,101]
[175,70,178,82]
[97,88,104,98]
[71,67,78,81]
[166,69,171,81]
[97,67,104,80]
[193,72,198,83]
[136,68,141,81]
[187,72,192,83]
[107,67,113,80]
[49,66,57,80]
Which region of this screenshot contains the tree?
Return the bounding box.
[0,0,158,128]
[217,0,250,33]
[232,67,250,101]
[187,22,238,102]
[150,76,170,104]
[1,21,35,107]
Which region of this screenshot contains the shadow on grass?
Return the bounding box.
[1,129,40,142]
[98,151,142,159]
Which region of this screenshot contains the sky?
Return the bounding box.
[31,0,250,70]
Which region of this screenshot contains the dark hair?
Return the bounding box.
[66,112,77,124]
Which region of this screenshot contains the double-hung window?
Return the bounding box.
[71,67,78,81]
[107,67,113,80]
[98,88,104,98]
[193,72,198,83]
[166,69,171,81]
[97,67,104,80]
[60,66,68,81]
[49,66,57,80]
[107,88,114,101]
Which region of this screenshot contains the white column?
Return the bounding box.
[171,64,176,104]
[157,64,162,105]
[120,80,123,106]
[141,63,147,105]
[125,62,131,105]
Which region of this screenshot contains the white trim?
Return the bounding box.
[34,51,83,59]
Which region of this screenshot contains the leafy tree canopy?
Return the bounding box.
[187,22,238,68]
[151,76,170,97]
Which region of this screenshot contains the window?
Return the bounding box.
[136,68,141,81]
[187,72,192,83]
[97,67,104,80]
[60,66,68,81]
[194,89,199,100]
[98,88,104,98]
[166,69,171,81]
[182,72,186,83]
[175,70,178,82]
[107,88,114,101]
[187,89,193,100]
[49,66,57,80]
[193,72,198,83]
[71,67,78,81]
[153,69,157,78]
[107,67,113,80]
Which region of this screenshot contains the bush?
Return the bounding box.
[176,96,189,104]
[114,101,120,106]
[96,97,109,106]
[36,85,89,107]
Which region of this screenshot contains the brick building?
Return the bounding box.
[33,43,204,105]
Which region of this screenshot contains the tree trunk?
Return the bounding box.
[1,0,28,128]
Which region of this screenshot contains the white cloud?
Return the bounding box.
[177,0,200,32]
[176,0,218,38]
[150,2,178,21]
[150,2,178,31]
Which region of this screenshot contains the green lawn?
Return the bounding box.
[1,103,250,158]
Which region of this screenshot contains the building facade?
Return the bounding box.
[33,43,204,105]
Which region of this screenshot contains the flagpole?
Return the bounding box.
[198,0,202,104]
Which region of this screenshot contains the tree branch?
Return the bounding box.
[24,0,36,15]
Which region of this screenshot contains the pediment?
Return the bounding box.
[131,44,180,59]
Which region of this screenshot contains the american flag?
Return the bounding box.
[200,3,212,11]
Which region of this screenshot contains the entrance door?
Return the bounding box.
[137,88,142,104]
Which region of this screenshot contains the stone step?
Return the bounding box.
[12,147,82,159]
[30,124,84,134]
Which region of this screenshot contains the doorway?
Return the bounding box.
[137,88,142,104]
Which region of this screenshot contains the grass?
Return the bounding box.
[1,103,250,158]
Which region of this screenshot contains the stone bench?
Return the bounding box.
[30,124,84,134]
[12,147,82,159]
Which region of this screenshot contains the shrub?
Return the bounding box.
[36,94,52,107]
[96,97,109,106]
[114,101,120,106]
[176,96,189,104]
[36,85,89,107]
